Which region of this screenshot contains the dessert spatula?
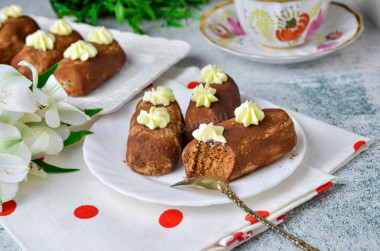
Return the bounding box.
[171,176,318,251]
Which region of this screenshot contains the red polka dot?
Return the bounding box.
[245,211,270,224]
[316,182,333,194]
[227,232,244,246]
[187,81,200,89]
[354,140,366,151]
[0,200,17,216]
[159,209,183,228]
[277,215,286,222]
[143,83,154,90]
[74,205,98,219]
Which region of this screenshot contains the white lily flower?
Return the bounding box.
[18,61,48,106]
[0,65,37,113]
[26,126,64,155]
[0,122,31,165]
[0,108,24,124]
[0,182,19,205]
[28,162,48,181]
[18,61,90,128]
[54,123,70,141]
[18,112,42,123]
[0,121,31,204]
[0,153,29,182]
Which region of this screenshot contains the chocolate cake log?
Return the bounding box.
[11,45,62,79]
[0,16,39,64]
[10,31,83,79]
[184,75,241,143]
[127,100,183,176]
[182,109,297,181]
[54,40,126,96]
[53,31,83,53]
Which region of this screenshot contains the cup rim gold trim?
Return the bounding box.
[200,0,364,59]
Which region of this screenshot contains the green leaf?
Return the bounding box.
[189,10,202,20]
[142,3,156,20]
[84,108,102,117]
[64,130,93,147]
[32,159,79,173]
[115,0,124,24]
[167,19,183,28]
[50,0,209,33]
[38,63,59,89]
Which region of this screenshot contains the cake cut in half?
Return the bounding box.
[182,109,297,181]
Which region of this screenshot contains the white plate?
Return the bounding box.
[83,79,306,206]
[200,1,363,64]
[32,16,191,114]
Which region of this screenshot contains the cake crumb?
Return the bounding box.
[289,151,298,160]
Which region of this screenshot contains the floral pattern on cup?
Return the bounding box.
[305,10,325,41]
[208,11,245,46]
[236,0,331,48]
[275,6,310,42]
[316,30,343,52]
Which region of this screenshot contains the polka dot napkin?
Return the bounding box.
[0,67,371,250]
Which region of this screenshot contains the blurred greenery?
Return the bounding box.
[50,0,209,34]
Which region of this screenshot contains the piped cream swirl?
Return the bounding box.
[1,5,22,21]
[137,107,170,130]
[234,100,265,127]
[26,30,55,51]
[200,65,227,85]
[87,26,113,45]
[50,19,72,36]
[191,83,218,107]
[192,122,227,144]
[143,86,175,106]
[63,40,98,61]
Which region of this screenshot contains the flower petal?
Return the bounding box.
[18,61,38,89]
[18,113,41,123]
[56,102,90,125]
[14,142,32,165]
[28,162,48,181]
[0,83,37,113]
[0,153,29,182]
[13,121,33,139]
[0,181,19,203]
[45,102,60,128]
[28,126,64,155]
[42,76,67,103]
[54,124,70,141]
[0,108,24,124]
[0,64,31,88]
[34,88,49,106]
[18,61,49,106]
[0,137,22,155]
[0,122,20,138]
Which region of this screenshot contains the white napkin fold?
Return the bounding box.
[0,67,371,251]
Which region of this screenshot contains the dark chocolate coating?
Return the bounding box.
[0,16,39,64]
[11,31,83,79]
[127,100,183,176]
[54,40,127,96]
[182,109,297,181]
[184,74,241,143]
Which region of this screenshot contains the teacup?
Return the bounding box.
[235,0,331,49]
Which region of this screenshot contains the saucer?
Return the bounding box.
[200,0,363,64]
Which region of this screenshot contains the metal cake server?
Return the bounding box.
[171,176,318,251]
